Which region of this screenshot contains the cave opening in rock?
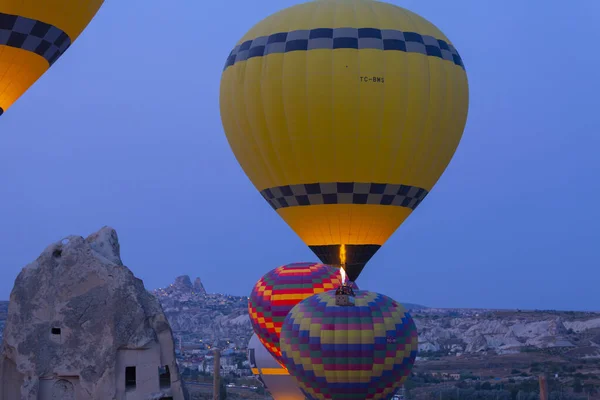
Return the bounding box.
[51,327,61,335]
[125,366,136,390]
[158,365,171,388]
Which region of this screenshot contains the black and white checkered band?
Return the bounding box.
[260,182,428,211]
[0,12,71,66]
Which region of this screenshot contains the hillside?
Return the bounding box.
[414,308,600,357]
[2,276,600,360]
[0,301,6,342]
[151,276,429,349]
[2,277,600,397]
[151,276,600,365]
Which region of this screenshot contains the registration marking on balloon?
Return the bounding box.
[224,27,464,71]
[0,12,71,65]
[360,76,385,83]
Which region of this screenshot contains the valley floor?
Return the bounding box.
[409,353,600,399]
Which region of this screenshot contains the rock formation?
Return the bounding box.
[165,275,206,297]
[193,278,206,296]
[174,275,193,290]
[0,226,188,400]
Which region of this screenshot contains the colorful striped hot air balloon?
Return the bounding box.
[280,290,418,400]
[0,0,104,116]
[219,0,469,282]
[249,262,358,365]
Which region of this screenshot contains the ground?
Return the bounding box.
[408,352,600,399]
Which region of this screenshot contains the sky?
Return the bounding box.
[0,0,598,311]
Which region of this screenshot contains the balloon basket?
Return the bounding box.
[335,284,356,306]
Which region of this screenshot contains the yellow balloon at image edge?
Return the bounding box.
[219,0,469,281]
[0,0,105,116]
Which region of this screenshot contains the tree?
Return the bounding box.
[572,378,583,393]
[510,388,519,400]
[584,383,597,395]
[219,380,227,400]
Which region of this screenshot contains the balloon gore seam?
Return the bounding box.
[223,27,464,71]
[0,12,72,66]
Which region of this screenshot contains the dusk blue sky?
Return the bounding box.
[0,1,598,310]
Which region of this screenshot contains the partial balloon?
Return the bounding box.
[248,333,305,400]
[249,262,357,365]
[0,0,104,116]
[280,290,418,400]
[219,0,469,281]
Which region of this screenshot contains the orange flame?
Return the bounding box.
[339,244,347,285]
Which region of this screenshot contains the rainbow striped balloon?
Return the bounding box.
[249,262,358,365]
[280,290,418,400]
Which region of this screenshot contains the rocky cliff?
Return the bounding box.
[153,276,251,347]
[413,308,600,358]
[0,227,188,400]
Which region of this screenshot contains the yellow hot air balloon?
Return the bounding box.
[0,0,104,116]
[220,0,469,282]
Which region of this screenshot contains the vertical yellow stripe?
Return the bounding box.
[278,2,316,188]
[306,1,335,184]
[261,11,303,187]
[390,8,430,188]
[221,69,263,188]
[245,55,289,187]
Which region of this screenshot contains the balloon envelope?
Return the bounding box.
[248,333,306,400]
[219,0,469,281]
[0,0,104,116]
[280,290,418,400]
[249,262,357,365]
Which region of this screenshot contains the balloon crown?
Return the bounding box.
[335,283,356,306]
